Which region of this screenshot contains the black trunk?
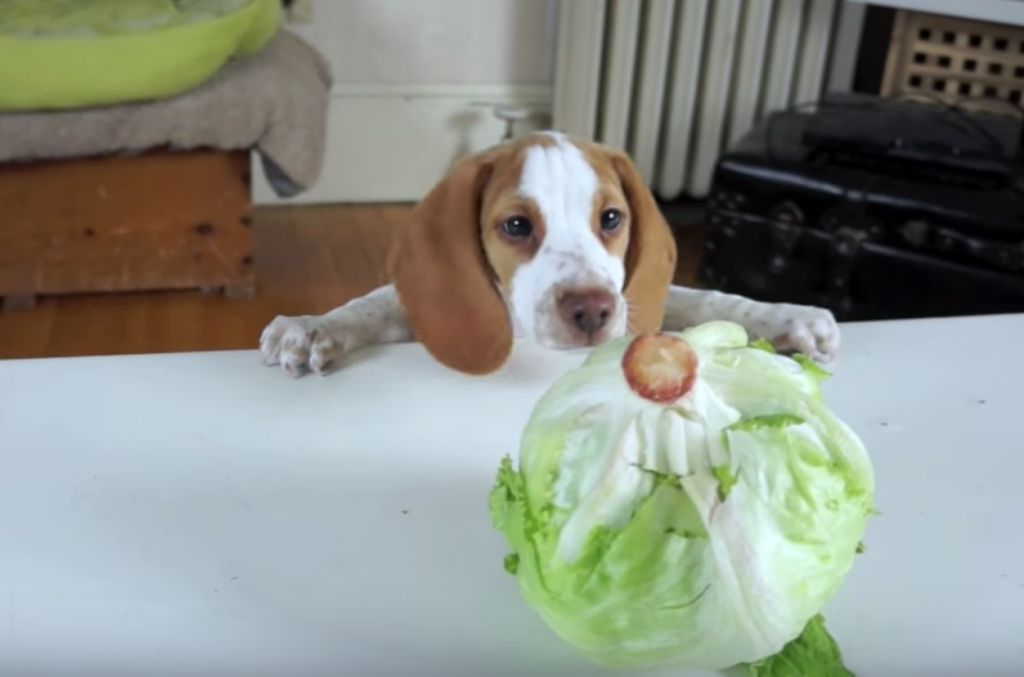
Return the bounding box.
[700,100,1024,323]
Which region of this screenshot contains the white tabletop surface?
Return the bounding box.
[1,313,1022,676]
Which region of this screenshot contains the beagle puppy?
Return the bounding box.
[260,131,838,377]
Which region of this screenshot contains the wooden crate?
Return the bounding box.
[882,10,1024,115]
[0,149,255,310]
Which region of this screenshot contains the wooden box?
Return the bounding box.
[882,10,1024,114]
[0,149,255,310]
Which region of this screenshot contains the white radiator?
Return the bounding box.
[553,0,845,200]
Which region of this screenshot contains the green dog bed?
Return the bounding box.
[0,0,281,112]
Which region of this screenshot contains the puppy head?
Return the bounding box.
[388,132,677,375]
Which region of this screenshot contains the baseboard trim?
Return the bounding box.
[326,83,555,100]
[251,84,554,206]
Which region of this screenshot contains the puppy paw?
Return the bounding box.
[767,305,840,362]
[259,315,348,377]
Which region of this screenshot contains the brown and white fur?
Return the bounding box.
[260,132,838,377]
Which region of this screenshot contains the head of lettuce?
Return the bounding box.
[488,321,874,673]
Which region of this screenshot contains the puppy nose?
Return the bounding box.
[558,289,615,334]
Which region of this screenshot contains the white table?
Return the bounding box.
[1,314,1022,676]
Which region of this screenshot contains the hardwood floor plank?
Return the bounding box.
[0,204,703,361]
[0,296,56,360]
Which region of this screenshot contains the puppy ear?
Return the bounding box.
[612,153,678,335]
[386,151,513,375]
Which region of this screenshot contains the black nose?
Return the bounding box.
[558,289,615,334]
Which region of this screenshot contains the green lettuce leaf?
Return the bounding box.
[793,353,832,383]
[748,337,778,353]
[745,615,855,677]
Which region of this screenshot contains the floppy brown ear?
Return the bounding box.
[386,152,513,375]
[611,153,678,334]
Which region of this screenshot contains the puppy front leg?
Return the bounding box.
[661,285,840,361]
[260,284,414,377]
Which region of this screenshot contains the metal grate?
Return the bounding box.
[881,10,1024,116]
[553,0,842,200]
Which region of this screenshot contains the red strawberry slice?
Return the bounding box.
[621,333,698,403]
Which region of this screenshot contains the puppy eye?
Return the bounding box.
[501,216,533,240]
[600,208,623,233]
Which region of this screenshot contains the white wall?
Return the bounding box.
[254,0,560,205]
[296,0,559,85]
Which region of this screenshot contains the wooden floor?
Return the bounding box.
[0,205,705,361]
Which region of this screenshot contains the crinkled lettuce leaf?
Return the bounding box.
[745,615,855,677]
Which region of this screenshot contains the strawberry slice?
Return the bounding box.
[621,333,698,403]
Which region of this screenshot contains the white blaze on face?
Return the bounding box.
[509,133,628,347]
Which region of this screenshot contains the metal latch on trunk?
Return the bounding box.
[767,202,804,274]
[826,226,870,317]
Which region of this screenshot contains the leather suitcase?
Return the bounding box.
[699,106,1024,323]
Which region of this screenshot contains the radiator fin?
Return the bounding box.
[555,0,840,200]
